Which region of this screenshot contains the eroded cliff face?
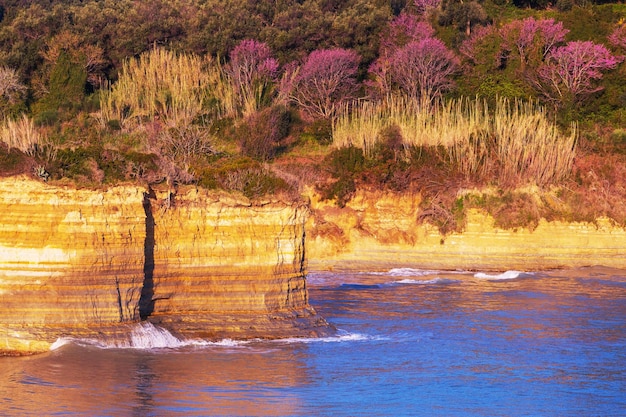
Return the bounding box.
[0,177,146,354]
[306,189,626,271]
[0,178,327,355]
[146,187,324,340]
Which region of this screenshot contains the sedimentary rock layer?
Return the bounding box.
[0,177,146,354]
[147,188,325,340]
[0,178,327,355]
[307,189,626,271]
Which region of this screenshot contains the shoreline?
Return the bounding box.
[1,177,625,354]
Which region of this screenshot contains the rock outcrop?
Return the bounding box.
[3,178,625,355]
[0,178,327,355]
[146,188,324,340]
[306,189,626,271]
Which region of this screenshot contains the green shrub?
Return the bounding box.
[300,118,333,144]
[238,105,291,160]
[33,50,88,121]
[0,143,28,175]
[318,146,365,207]
[196,155,294,199]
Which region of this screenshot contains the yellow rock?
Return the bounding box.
[0,178,327,355]
[306,189,626,271]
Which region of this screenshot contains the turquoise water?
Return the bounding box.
[1,267,625,416]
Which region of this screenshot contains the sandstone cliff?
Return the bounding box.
[0,178,327,355]
[147,187,324,340]
[306,189,626,271]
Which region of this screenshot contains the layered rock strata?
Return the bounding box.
[0,177,146,354]
[306,190,626,271]
[0,178,327,355]
[147,188,325,340]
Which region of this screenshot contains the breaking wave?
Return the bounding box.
[272,330,387,345]
[392,278,460,285]
[473,270,534,280]
[50,322,248,351]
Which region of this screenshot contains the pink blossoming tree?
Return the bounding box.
[289,48,360,120]
[389,38,459,99]
[608,25,626,50]
[535,41,623,106]
[500,17,568,69]
[227,39,279,116]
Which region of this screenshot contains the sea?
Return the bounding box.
[1,266,625,416]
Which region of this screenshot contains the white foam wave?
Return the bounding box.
[387,268,441,277]
[393,278,459,285]
[474,270,532,280]
[49,337,73,351]
[274,331,384,345]
[49,323,249,351]
[372,268,467,277]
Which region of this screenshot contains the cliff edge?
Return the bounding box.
[306,189,626,271]
[0,177,328,355]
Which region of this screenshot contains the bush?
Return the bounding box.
[238,105,291,160]
[318,146,365,206]
[196,156,295,199]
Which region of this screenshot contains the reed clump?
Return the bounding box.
[99,48,225,130]
[332,95,577,187]
[0,114,44,156]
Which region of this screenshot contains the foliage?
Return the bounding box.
[388,38,459,99]
[196,156,294,199]
[288,48,361,120]
[608,24,626,50]
[0,142,28,176]
[368,15,439,97]
[0,66,25,118]
[0,114,44,156]
[500,17,569,70]
[438,0,489,35]
[317,146,365,207]
[533,41,623,108]
[226,39,279,118]
[237,105,291,160]
[98,47,214,130]
[414,0,442,15]
[332,95,577,187]
[33,49,88,120]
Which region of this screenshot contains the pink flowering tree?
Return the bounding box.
[608,25,626,50]
[380,14,435,55]
[535,41,623,106]
[459,24,500,64]
[500,17,568,70]
[389,38,459,99]
[369,15,438,98]
[226,39,279,116]
[289,48,360,120]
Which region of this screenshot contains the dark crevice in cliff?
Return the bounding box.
[139,188,156,320]
[114,276,123,322]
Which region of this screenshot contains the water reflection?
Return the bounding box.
[0,341,309,416]
[1,266,625,416]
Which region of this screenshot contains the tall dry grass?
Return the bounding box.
[332,100,389,157]
[492,98,577,186]
[0,114,44,156]
[332,95,577,186]
[99,48,225,130]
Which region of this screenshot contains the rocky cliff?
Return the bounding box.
[146,187,324,340]
[0,178,327,355]
[306,189,626,271]
[3,179,625,355]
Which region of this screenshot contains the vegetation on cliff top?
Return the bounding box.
[0,0,625,228]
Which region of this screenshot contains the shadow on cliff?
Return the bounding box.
[139,189,156,320]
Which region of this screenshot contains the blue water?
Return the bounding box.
[1,266,625,416]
